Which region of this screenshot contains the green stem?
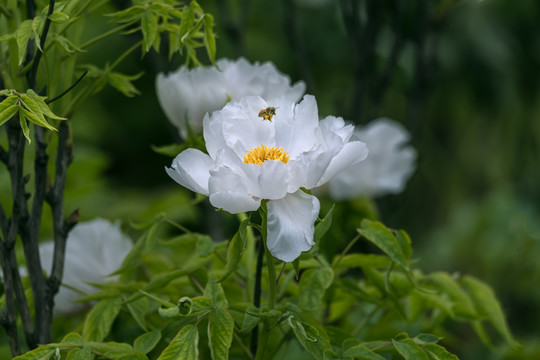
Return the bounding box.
[332,233,361,270]
[78,21,136,50]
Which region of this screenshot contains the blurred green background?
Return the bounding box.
[3,0,538,358]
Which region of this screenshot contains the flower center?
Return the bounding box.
[243,145,290,166]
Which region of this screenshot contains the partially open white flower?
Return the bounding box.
[166,95,367,262]
[328,118,416,199]
[39,218,133,314]
[156,58,306,139]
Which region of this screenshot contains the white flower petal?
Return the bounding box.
[242,160,290,200]
[266,191,320,262]
[329,118,416,199]
[209,192,261,213]
[317,140,368,186]
[39,219,132,315]
[166,149,213,195]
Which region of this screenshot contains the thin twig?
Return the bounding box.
[46,70,88,104]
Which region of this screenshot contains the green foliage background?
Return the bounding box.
[2,0,540,359]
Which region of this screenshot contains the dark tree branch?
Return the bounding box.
[0,145,7,165]
[0,248,21,356]
[27,0,55,90]
[44,120,74,341]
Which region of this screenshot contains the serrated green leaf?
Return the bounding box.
[142,268,189,292]
[107,5,145,23]
[203,14,216,64]
[19,94,56,130]
[107,72,143,97]
[134,329,161,355]
[127,296,149,331]
[422,344,459,360]
[157,324,199,360]
[392,339,429,360]
[314,204,334,243]
[204,279,227,307]
[413,334,442,345]
[83,298,122,342]
[219,219,248,282]
[62,332,83,346]
[0,97,19,126]
[48,12,70,23]
[142,11,158,53]
[114,222,159,276]
[159,306,180,319]
[53,34,85,54]
[299,267,333,311]
[116,352,148,360]
[462,276,517,346]
[12,346,56,360]
[396,230,412,260]
[0,32,16,42]
[240,311,260,332]
[208,308,234,360]
[19,113,31,143]
[429,272,476,318]
[66,346,91,360]
[86,342,133,357]
[27,89,67,120]
[32,16,44,51]
[342,343,385,360]
[358,220,409,270]
[17,19,33,65]
[288,316,329,360]
[178,4,194,47]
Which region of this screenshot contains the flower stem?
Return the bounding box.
[250,237,264,357]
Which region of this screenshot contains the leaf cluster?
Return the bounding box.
[14,213,516,360]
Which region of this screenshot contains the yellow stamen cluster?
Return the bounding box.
[243,145,290,166]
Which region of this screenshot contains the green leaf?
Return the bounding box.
[86,342,133,357]
[107,72,143,97]
[19,113,31,143]
[12,346,56,360]
[0,96,19,126]
[27,89,66,120]
[314,204,334,243]
[115,222,160,275]
[392,339,429,360]
[142,11,158,53]
[83,298,122,342]
[203,14,216,64]
[151,143,187,157]
[208,308,234,360]
[62,332,83,346]
[48,12,70,23]
[413,334,442,346]
[204,279,227,308]
[288,316,329,360]
[396,230,412,260]
[219,219,248,282]
[342,343,385,360]
[429,272,476,318]
[32,16,44,51]
[462,276,517,346]
[422,344,459,360]
[299,267,333,311]
[53,34,85,54]
[157,324,199,360]
[17,19,33,65]
[19,94,56,130]
[240,311,260,332]
[134,329,162,355]
[66,346,91,360]
[107,5,145,23]
[336,254,390,269]
[292,257,301,280]
[116,353,148,360]
[357,220,409,270]
[178,4,194,47]
[127,296,149,331]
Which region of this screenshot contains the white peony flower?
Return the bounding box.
[166,95,368,262]
[156,57,306,139]
[39,218,133,315]
[328,118,416,200]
